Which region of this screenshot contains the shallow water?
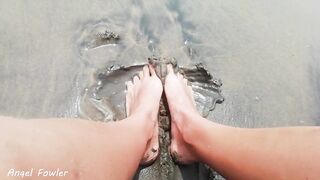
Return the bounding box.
[1,0,320,179]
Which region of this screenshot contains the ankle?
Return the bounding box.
[127,112,156,138]
[174,110,204,145]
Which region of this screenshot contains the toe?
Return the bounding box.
[167,64,174,74]
[177,73,184,80]
[133,75,140,84]
[126,81,133,91]
[149,64,156,76]
[139,71,144,79]
[183,78,188,85]
[143,65,150,76]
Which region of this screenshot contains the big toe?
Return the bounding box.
[167,64,174,74]
[143,65,150,77]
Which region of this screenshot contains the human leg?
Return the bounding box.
[0,65,162,180]
[165,64,320,180]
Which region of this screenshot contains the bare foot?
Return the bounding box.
[125,65,163,165]
[164,64,199,164]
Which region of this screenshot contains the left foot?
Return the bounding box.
[125,65,163,165]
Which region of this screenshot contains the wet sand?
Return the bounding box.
[1,0,320,179]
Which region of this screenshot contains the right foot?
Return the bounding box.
[164,64,199,164]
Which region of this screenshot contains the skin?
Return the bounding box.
[165,64,320,180]
[0,66,162,180]
[0,65,320,179]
